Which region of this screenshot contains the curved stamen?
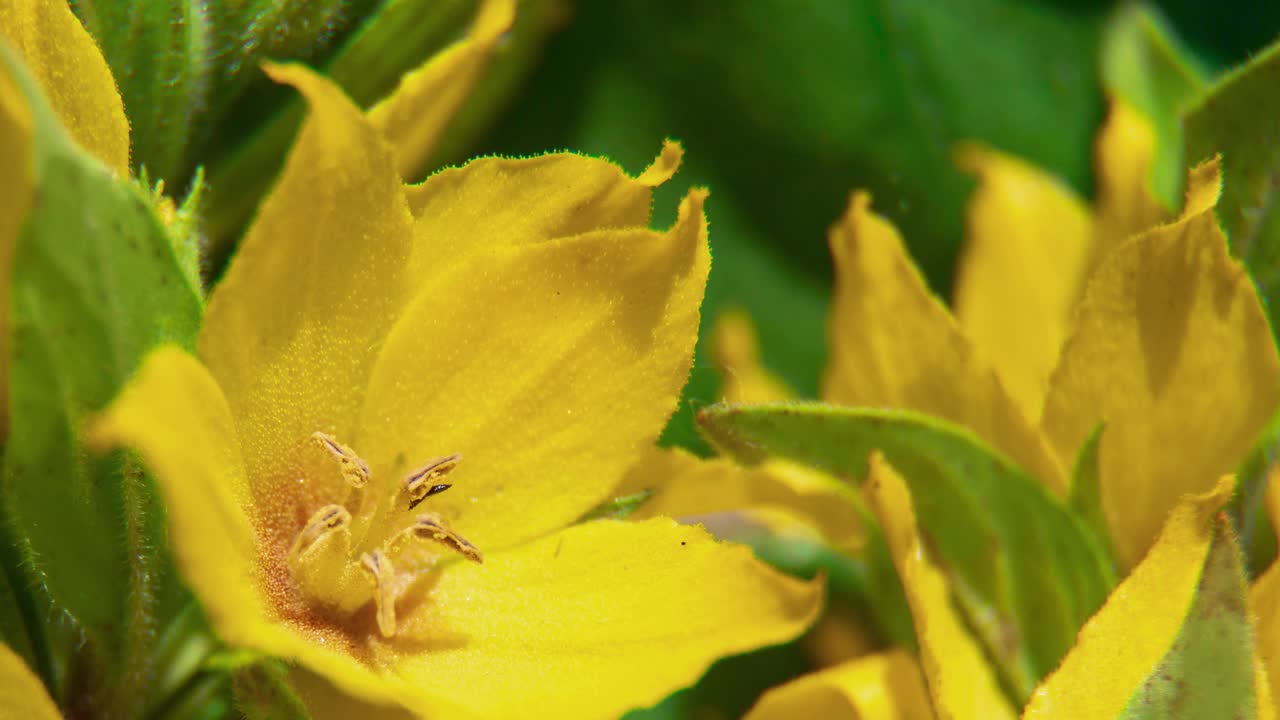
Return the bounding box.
[310,432,371,488]
[389,512,484,564]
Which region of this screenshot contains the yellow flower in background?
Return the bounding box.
[89,59,820,720]
[673,105,1280,716]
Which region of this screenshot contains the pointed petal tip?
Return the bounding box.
[1182,155,1223,219]
[636,139,685,187]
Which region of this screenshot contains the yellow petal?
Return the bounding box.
[952,144,1093,421]
[87,347,413,709]
[199,64,416,491]
[711,308,795,403]
[1040,159,1280,569]
[367,0,514,180]
[0,50,32,437]
[0,641,60,720]
[403,140,683,285]
[1254,560,1280,719]
[359,190,709,551]
[619,446,865,551]
[377,518,823,719]
[87,347,262,646]
[745,651,934,720]
[0,0,128,173]
[803,605,878,669]
[1022,477,1237,718]
[866,454,1017,720]
[823,192,1065,494]
[1092,99,1165,259]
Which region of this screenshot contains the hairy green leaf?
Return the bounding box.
[698,402,1114,703]
[1185,40,1280,332]
[1119,520,1257,719]
[0,41,200,699]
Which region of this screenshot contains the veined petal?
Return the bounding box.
[367,0,514,180]
[0,641,60,720]
[0,0,128,173]
[865,454,1017,720]
[1093,99,1165,259]
[1040,159,1280,569]
[0,51,32,437]
[377,518,822,720]
[1022,478,1246,718]
[619,446,864,550]
[359,190,709,550]
[87,347,412,709]
[823,192,1065,494]
[745,651,934,720]
[200,64,416,493]
[952,144,1093,421]
[712,309,795,403]
[402,141,684,295]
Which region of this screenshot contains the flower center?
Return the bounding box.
[286,432,483,637]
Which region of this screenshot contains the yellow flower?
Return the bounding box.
[85,51,818,720]
[679,106,1278,717]
[0,1,820,715]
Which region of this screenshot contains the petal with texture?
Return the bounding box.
[199,64,416,492]
[359,190,709,550]
[866,454,1016,720]
[0,0,128,173]
[952,144,1093,420]
[1022,477,1259,719]
[368,0,514,180]
[403,141,683,287]
[88,347,412,709]
[823,192,1064,493]
[379,518,822,720]
[1040,159,1280,569]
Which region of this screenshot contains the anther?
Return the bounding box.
[291,505,351,556]
[310,432,371,488]
[404,454,462,510]
[407,513,484,564]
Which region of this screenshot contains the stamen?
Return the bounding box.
[288,505,374,614]
[361,550,398,638]
[291,504,351,556]
[399,512,484,564]
[310,432,371,488]
[404,454,462,510]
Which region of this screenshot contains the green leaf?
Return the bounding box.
[1100,3,1206,208]
[697,402,1115,704]
[1119,519,1257,719]
[1068,423,1119,570]
[72,0,212,185]
[1184,40,1280,333]
[0,40,201,704]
